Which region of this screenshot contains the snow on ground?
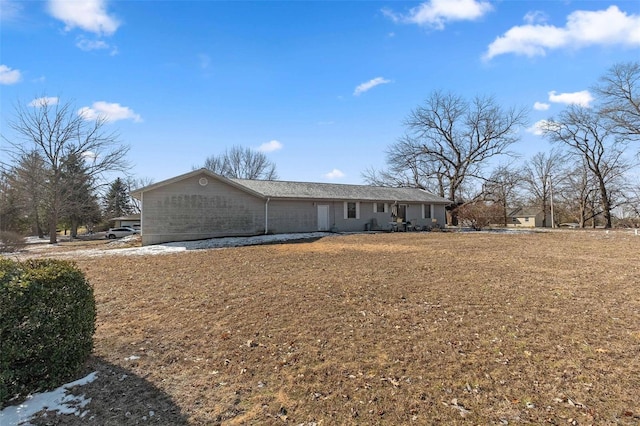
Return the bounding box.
[0,372,98,425]
[100,232,337,257]
[17,232,339,258]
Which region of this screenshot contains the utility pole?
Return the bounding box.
[549,175,555,228]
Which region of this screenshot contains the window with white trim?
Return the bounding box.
[344,201,360,219]
[374,202,387,213]
[422,204,432,219]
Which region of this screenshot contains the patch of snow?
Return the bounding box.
[46,232,338,258]
[23,236,50,245]
[124,355,140,361]
[0,372,98,425]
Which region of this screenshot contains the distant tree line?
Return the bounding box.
[364,61,640,229]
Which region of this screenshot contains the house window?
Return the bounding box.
[422,204,432,219]
[344,202,360,219]
[374,202,386,213]
[524,217,529,222]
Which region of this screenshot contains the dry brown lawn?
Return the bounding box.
[25,230,640,425]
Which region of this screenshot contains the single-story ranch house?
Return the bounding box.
[507,207,551,228]
[131,169,451,246]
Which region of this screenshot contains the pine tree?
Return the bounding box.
[60,153,102,237]
[103,178,133,219]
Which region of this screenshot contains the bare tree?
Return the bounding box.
[521,149,565,227]
[541,106,632,228]
[559,159,611,228]
[126,176,154,214]
[362,136,447,194]
[482,164,523,226]
[200,145,278,180]
[594,61,640,138]
[5,97,130,243]
[366,91,528,222]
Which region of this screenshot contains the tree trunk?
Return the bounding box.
[48,185,60,244]
[48,210,57,244]
[594,181,612,229]
[71,218,79,238]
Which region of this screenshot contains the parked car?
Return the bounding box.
[105,227,139,239]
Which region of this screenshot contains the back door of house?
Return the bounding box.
[317,205,330,231]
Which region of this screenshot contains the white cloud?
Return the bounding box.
[257,140,283,153]
[75,37,117,55]
[354,77,391,96]
[548,90,593,107]
[527,119,562,136]
[48,0,120,36]
[527,120,547,135]
[523,10,548,25]
[82,151,98,162]
[384,0,492,30]
[484,6,640,60]
[533,101,550,111]
[0,64,21,84]
[29,96,59,107]
[78,101,142,122]
[324,169,345,179]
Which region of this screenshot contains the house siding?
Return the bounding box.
[141,174,265,245]
[266,200,317,234]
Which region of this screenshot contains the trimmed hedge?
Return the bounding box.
[0,259,96,408]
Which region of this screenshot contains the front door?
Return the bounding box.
[397,204,407,221]
[317,205,330,231]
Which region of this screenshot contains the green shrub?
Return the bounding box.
[0,231,26,253]
[0,259,96,408]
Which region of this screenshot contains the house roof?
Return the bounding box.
[231,178,451,203]
[132,169,451,204]
[508,207,542,217]
[110,214,141,221]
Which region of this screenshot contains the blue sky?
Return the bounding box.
[1,0,639,185]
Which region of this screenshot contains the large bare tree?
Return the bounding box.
[5,97,129,243]
[594,61,640,138]
[482,163,523,226]
[200,145,278,180]
[541,106,632,228]
[365,91,528,212]
[521,149,565,227]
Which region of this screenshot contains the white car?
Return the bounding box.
[105,227,139,239]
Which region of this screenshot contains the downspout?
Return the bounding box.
[139,192,144,245]
[264,197,270,234]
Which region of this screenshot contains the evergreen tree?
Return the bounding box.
[8,151,49,237]
[60,153,102,237]
[103,177,133,219]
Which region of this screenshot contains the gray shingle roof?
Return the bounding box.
[508,207,542,217]
[131,169,451,204]
[231,178,451,203]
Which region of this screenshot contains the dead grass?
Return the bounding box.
[27,231,640,424]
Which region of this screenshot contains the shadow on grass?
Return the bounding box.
[29,356,189,425]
